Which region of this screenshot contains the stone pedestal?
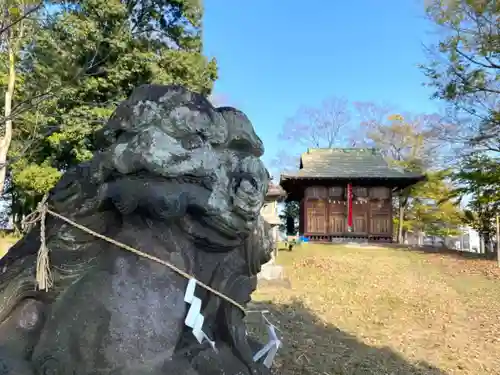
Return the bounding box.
[257,263,284,281]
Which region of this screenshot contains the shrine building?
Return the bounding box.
[279,148,425,243]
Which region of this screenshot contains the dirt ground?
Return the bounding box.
[249,244,500,375]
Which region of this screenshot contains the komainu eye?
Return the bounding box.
[249,177,258,190]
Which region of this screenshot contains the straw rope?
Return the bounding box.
[22,196,247,314]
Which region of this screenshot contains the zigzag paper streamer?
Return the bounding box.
[184,278,216,350]
[253,321,281,368]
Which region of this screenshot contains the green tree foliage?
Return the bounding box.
[279,201,299,235]
[5,0,217,226]
[421,1,500,253]
[449,153,500,249]
[20,0,217,167]
[0,1,42,195]
[402,171,462,238]
[422,0,500,153]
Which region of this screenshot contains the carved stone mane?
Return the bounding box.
[0,85,272,375]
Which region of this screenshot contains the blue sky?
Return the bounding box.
[203,0,440,170]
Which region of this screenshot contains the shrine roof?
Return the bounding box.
[280,148,425,182]
[267,182,286,197]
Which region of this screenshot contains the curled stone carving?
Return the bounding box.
[0,85,273,375]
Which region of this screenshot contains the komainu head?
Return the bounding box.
[94,84,270,246]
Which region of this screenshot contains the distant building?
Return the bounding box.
[450,226,481,252]
[405,226,481,252]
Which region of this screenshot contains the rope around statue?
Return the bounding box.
[21,194,248,315]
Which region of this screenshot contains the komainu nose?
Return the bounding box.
[217,107,264,157]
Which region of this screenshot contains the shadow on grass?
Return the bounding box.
[247,299,447,375]
[280,241,497,262]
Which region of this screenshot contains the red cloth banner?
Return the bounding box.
[347,183,353,230]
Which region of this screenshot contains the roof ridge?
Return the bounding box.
[306,147,380,155]
[284,148,425,185]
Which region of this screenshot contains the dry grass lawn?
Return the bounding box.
[0,237,498,373]
[0,235,17,259]
[248,244,500,375]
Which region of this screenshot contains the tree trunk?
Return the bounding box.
[496,215,499,267]
[397,199,405,244]
[0,40,16,196]
[484,233,492,254]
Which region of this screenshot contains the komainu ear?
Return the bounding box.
[217,107,264,157]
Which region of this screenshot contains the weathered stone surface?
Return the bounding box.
[0,85,273,375]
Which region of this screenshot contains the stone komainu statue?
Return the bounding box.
[0,85,273,375]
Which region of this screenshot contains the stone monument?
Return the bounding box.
[260,182,286,263]
[0,85,275,375]
[258,183,286,281]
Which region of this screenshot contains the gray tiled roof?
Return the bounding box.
[281,148,424,180]
[267,182,286,197]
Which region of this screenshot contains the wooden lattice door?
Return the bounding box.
[328,200,345,234]
[369,187,392,236]
[306,200,326,233]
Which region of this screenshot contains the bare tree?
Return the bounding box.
[355,102,445,243]
[421,0,500,155]
[279,96,353,148]
[355,101,448,167]
[269,149,300,177]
